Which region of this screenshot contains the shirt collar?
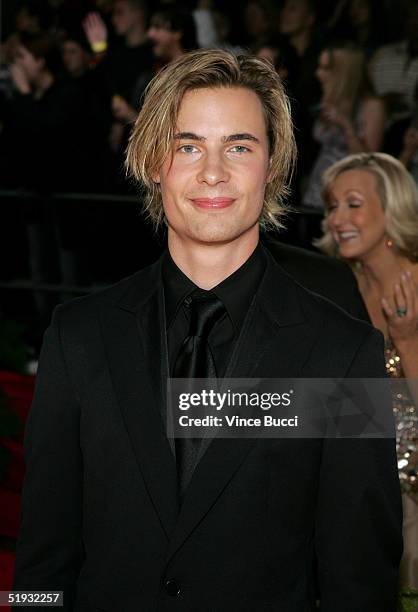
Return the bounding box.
[162,242,267,332]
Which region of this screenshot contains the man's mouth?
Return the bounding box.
[190,197,236,209]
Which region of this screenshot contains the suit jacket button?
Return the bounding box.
[165,578,181,596]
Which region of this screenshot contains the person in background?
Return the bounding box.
[369,0,418,125]
[0,30,97,320]
[0,31,86,191]
[278,0,322,199]
[329,0,386,59]
[107,0,153,102]
[61,30,113,192]
[278,0,318,69]
[147,6,198,65]
[61,31,92,79]
[399,118,418,187]
[212,11,246,56]
[384,81,418,188]
[110,6,199,128]
[315,152,418,589]
[15,0,53,35]
[254,36,296,83]
[254,39,299,197]
[303,42,385,209]
[81,0,154,185]
[0,0,54,91]
[242,0,278,51]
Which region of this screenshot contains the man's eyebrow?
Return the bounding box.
[173,132,205,142]
[223,133,260,144]
[173,132,260,144]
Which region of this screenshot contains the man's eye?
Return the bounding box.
[178,145,199,154]
[229,145,250,153]
[348,201,361,207]
[328,202,338,211]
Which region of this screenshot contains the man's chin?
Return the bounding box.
[184,221,259,246]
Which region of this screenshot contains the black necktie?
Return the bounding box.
[173,290,226,499]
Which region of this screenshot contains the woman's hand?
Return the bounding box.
[320,104,351,131]
[381,271,418,349]
[9,63,30,94]
[382,271,418,404]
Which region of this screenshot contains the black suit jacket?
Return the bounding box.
[263,236,370,322]
[14,248,402,612]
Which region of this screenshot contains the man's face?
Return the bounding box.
[147,17,180,60]
[16,7,39,33]
[279,0,313,36]
[62,41,89,77]
[244,2,268,38]
[154,86,272,246]
[112,0,143,36]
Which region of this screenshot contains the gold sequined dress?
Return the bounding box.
[385,340,418,588]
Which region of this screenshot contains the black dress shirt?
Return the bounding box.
[162,243,267,378]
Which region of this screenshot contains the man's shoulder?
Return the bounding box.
[293,275,385,376]
[265,238,370,320]
[52,258,160,328]
[268,252,375,344]
[264,239,352,275]
[295,273,371,333]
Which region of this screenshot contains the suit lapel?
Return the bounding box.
[99,258,178,540]
[166,249,316,562]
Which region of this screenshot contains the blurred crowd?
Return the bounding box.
[0,0,417,204]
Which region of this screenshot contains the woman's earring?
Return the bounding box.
[386,238,393,249]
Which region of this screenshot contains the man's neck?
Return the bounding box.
[167,229,260,289]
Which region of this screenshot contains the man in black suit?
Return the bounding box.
[14,49,402,611]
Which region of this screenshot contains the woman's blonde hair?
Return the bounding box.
[315,152,418,262]
[125,48,296,230]
[320,42,374,115]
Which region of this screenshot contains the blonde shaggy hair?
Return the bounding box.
[315,152,418,262]
[320,43,373,115]
[125,48,296,230]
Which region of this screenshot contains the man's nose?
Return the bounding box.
[196,152,230,185]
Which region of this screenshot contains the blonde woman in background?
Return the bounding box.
[303,42,386,208]
[316,152,418,588]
